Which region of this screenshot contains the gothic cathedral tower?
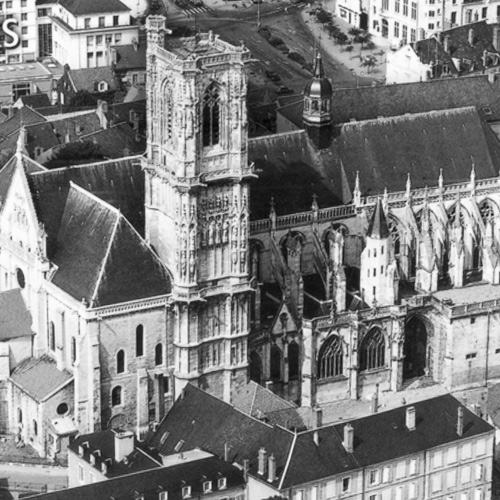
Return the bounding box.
[143,17,254,402]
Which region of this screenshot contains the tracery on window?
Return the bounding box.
[317,335,343,379]
[202,83,221,147]
[360,328,385,371]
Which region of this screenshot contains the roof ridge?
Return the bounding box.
[28,154,143,176]
[278,429,297,490]
[342,105,478,128]
[90,210,120,306]
[69,180,120,215]
[249,129,305,143]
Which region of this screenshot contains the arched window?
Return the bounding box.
[117,350,125,374]
[480,199,496,226]
[49,322,55,351]
[317,335,343,379]
[136,325,144,357]
[360,328,385,371]
[155,343,163,366]
[112,386,122,406]
[17,407,22,424]
[202,83,220,147]
[33,420,38,436]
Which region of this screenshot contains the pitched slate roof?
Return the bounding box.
[277,75,500,128]
[149,384,295,488]
[58,0,130,15]
[0,289,33,341]
[149,385,492,491]
[231,380,305,430]
[111,43,147,71]
[28,156,145,256]
[27,456,245,500]
[367,198,390,239]
[250,106,500,217]
[50,183,171,307]
[416,21,499,75]
[0,107,46,139]
[70,430,161,477]
[10,355,72,402]
[68,67,119,93]
[17,93,51,109]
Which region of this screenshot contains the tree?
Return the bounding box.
[336,32,348,47]
[315,8,331,25]
[345,43,354,56]
[348,27,362,40]
[55,140,104,161]
[361,54,378,73]
[357,30,373,49]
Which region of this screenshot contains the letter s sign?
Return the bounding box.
[3,19,20,49]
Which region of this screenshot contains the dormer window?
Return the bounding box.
[174,439,185,452]
[98,81,108,92]
[217,478,227,490]
[203,481,212,493]
[182,486,191,499]
[159,492,168,500]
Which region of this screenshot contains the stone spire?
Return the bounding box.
[367,198,390,239]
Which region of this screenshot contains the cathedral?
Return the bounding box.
[1,15,500,458]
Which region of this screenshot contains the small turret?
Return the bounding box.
[303,52,333,149]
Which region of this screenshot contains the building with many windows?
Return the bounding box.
[50,0,139,69]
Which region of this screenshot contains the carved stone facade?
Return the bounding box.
[143,18,254,401]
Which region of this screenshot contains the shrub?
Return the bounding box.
[268,35,285,47]
[258,27,272,40]
[288,52,306,66]
[277,44,290,54]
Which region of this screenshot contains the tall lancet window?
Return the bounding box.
[202,83,220,147]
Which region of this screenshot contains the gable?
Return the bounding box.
[271,301,297,335]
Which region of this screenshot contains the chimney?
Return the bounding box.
[457,406,464,437]
[243,459,249,481]
[469,28,474,46]
[343,423,354,453]
[111,47,117,65]
[494,26,500,51]
[313,430,320,446]
[258,447,268,475]
[113,430,135,463]
[406,406,416,431]
[133,38,139,52]
[224,442,230,462]
[313,407,323,428]
[265,381,273,391]
[268,455,276,482]
[443,34,450,53]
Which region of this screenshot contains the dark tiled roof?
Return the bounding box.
[232,381,305,430]
[149,386,492,490]
[17,93,51,109]
[283,395,493,488]
[111,43,147,71]
[416,21,499,75]
[58,0,130,15]
[248,131,344,219]
[251,107,500,217]
[10,355,72,401]
[149,384,294,488]
[27,456,245,500]
[70,430,161,477]
[81,122,145,158]
[50,184,171,307]
[50,112,103,142]
[0,289,33,341]
[367,198,389,239]
[0,107,46,139]
[28,156,145,256]
[106,99,146,126]
[278,76,500,128]
[68,67,119,93]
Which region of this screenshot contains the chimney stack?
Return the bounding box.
[443,34,450,53]
[265,381,273,391]
[371,393,379,414]
[243,459,249,481]
[313,430,320,446]
[494,26,500,51]
[314,407,323,428]
[406,406,416,431]
[469,28,475,46]
[457,406,464,437]
[258,447,268,475]
[268,455,276,482]
[224,442,230,462]
[343,423,354,453]
[113,430,135,463]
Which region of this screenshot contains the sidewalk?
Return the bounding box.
[300,2,391,84]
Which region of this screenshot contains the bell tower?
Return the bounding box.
[143,17,254,401]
